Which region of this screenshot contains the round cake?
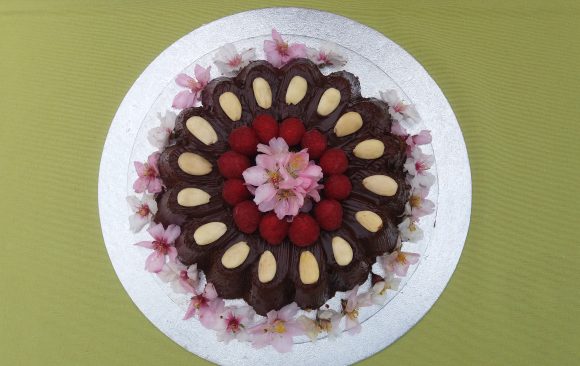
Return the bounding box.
[154,58,409,315]
[128,30,434,351]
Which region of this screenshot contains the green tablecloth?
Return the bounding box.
[1,1,579,365]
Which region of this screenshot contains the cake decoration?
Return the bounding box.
[128,29,435,352]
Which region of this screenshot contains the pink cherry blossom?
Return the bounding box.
[249,302,303,353]
[381,250,420,277]
[306,43,346,67]
[405,187,435,220]
[243,138,323,219]
[404,149,435,188]
[134,223,180,273]
[298,308,343,342]
[126,194,158,232]
[341,285,372,335]
[380,89,420,123]
[157,262,198,293]
[398,217,424,242]
[172,64,211,109]
[263,29,307,68]
[370,273,401,305]
[213,43,256,76]
[390,121,408,137]
[405,130,432,156]
[215,305,256,343]
[148,110,176,150]
[183,283,225,329]
[133,152,163,194]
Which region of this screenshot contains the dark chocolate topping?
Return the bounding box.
[155,58,410,315]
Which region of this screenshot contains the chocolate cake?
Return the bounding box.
[154,58,409,316]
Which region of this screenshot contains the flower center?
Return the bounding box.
[243,137,323,218]
[137,205,150,217]
[347,309,359,320]
[144,165,156,177]
[394,103,406,113]
[226,315,241,333]
[192,294,208,309]
[276,42,289,56]
[268,170,282,186]
[409,195,421,208]
[272,319,286,334]
[153,240,169,254]
[396,252,408,264]
[228,55,242,67]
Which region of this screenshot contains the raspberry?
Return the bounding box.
[314,199,343,231]
[319,148,348,174]
[288,213,320,247]
[301,129,327,159]
[233,201,260,234]
[222,179,250,206]
[252,114,279,144]
[228,126,259,156]
[323,174,352,200]
[259,212,290,245]
[279,117,306,146]
[217,151,251,179]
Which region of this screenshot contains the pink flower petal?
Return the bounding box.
[167,246,178,263]
[183,300,197,320]
[147,223,166,241]
[405,252,420,264]
[278,302,299,321]
[172,90,196,109]
[258,196,277,212]
[147,152,160,172]
[345,317,362,335]
[254,184,277,205]
[145,251,165,273]
[132,177,149,193]
[194,64,211,86]
[204,283,218,300]
[147,177,163,194]
[133,161,146,176]
[269,137,289,154]
[129,213,149,232]
[162,224,181,244]
[175,73,195,88]
[242,166,268,186]
[413,130,432,145]
[271,28,284,43]
[288,43,307,58]
[179,278,196,293]
[134,240,154,249]
[271,335,293,353]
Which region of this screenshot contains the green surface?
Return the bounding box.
[1,0,579,365]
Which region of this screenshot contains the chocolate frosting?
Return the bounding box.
[155,58,410,315]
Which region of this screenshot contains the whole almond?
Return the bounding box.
[258,250,277,283]
[177,187,211,207]
[252,77,272,109]
[177,152,212,176]
[353,139,385,159]
[285,76,308,105]
[334,111,363,137]
[331,236,353,266]
[185,116,218,145]
[221,241,250,269]
[362,175,398,196]
[193,222,227,246]
[317,88,341,116]
[299,251,320,285]
[219,92,242,121]
[355,211,383,233]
